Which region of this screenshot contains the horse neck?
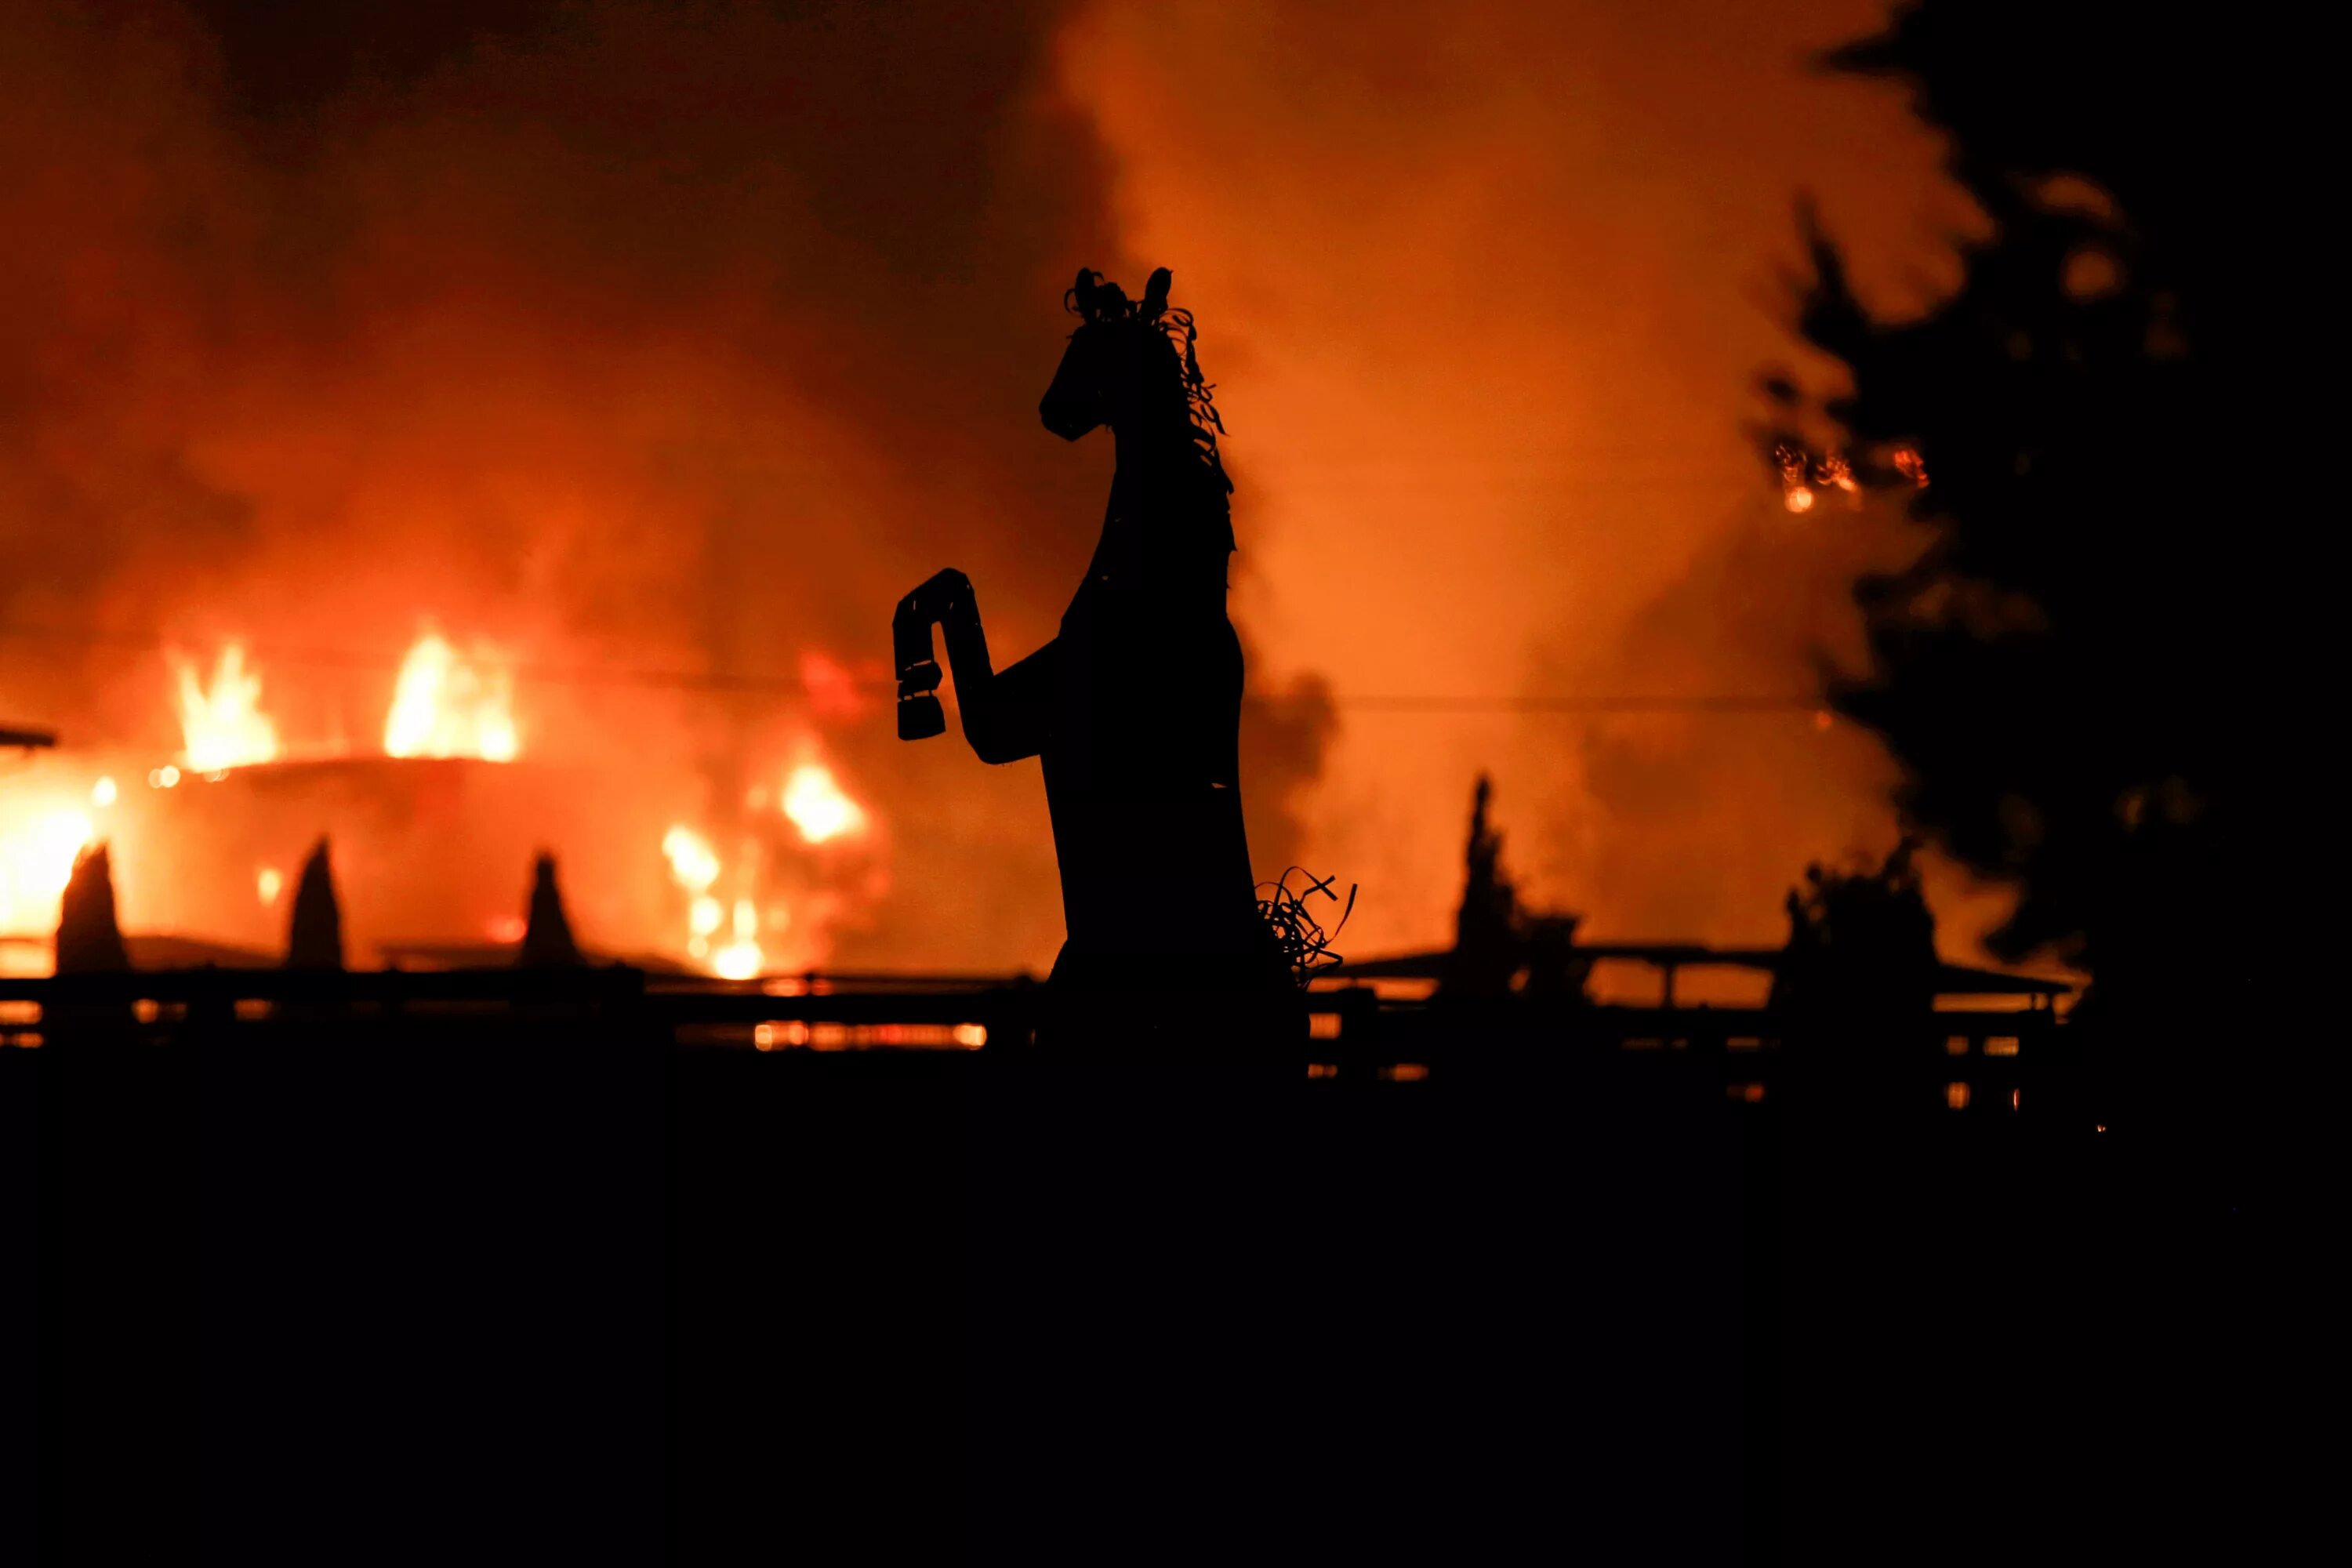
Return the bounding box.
[1091,456,1232,611]
[1110,409,1200,482]
[1111,405,1229,510]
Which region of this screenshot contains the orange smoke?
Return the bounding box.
[1,1,2024,974]
[1056,0,2016,961]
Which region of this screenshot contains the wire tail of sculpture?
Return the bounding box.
[1255,866,1359,988]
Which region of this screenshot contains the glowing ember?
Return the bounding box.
[92,777,117,808]
[1818,452,1860,503]
[782,763,867,844]
[1774,444,1869,513]
[0,808,94,935]
[383,633,519,761]
[1773,444,1814,514]
[256,866,284,906]
[1892,445,1929,488]
[175,644,281,771]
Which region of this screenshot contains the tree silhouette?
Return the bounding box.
[1773,844,1936,1006]
[56,843,130,974]
[1778,1,2305,1171]
[285,837,345,971]
[1440,776,1589,1001]
[519,852,584,967]
[1769,841,1940,1102]
[1443,776,1519,999]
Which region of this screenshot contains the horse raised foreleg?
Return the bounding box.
[894,569,1056,764]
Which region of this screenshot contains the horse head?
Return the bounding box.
[1040,267,1218,471]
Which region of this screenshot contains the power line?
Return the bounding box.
[0,622,1824,715]
[1337,695,1820,715]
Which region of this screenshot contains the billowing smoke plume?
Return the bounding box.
[1056,0,2020,962]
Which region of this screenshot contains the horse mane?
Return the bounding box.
[1065,270,1233,496]
[1156,307,1233,496]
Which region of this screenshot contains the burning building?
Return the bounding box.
[1,636,886,978]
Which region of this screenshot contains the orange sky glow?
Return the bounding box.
[0,1,2027,978]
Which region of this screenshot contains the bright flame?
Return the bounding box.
[174,644,280,771]
[665,825,764,978]
[712,940,763,981]
[782,763,867,844]
[664,827,720,894]
[383,634,519,761]
[0,808,95,935]
[256,866,283,906]
[92,777,117,808]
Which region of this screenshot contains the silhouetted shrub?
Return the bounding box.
[56,843,130,974]
[520,852,585,967]
[285,837,344,971]
[1779,1,2308,1175]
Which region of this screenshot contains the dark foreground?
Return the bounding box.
[5,1018,2289,1563]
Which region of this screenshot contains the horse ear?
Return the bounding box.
[1143,267,1172,318]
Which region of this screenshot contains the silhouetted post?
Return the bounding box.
[55,843,130,974]
[518,852,584,967]
[285,837,345,971]
[1443,775,1519,999]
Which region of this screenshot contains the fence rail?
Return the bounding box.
[2,966,2066,1094]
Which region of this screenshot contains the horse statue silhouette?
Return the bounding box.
[895,267,1287,1004]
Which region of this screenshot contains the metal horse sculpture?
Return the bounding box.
[895,267,1285,1002]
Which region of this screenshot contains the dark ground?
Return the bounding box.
[5,1026,2291,1563]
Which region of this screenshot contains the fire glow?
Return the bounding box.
[782,763,866,844]
[0,806,94,936]
[1776,443,1928,514]
[6,619,887,974]
[383,634,520,762]
[664,823,764,977]
[659,753,875,979]
[175,644,280,771]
